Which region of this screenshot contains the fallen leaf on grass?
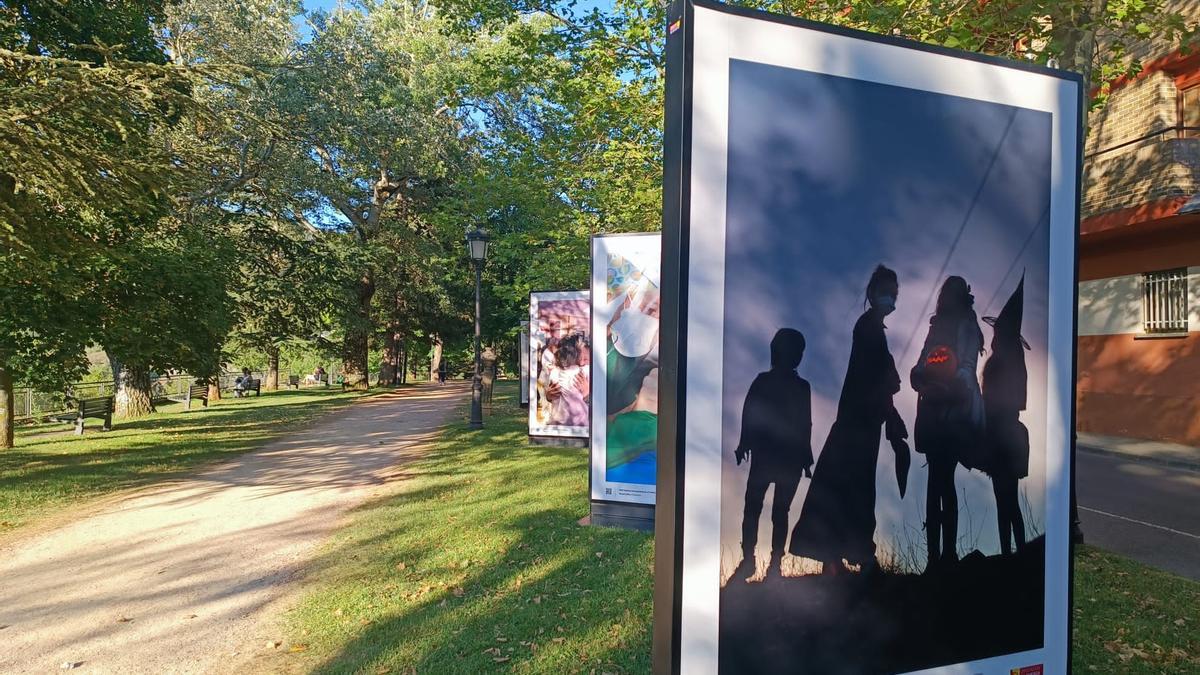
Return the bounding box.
[452,587,465,597]
[493,657,510,663]
[60,662,82,670]
[117,616,133,623]
[267,640,283,649]
[1175,618,1187,626]
[289,644,308,653]
[552,637,565,643]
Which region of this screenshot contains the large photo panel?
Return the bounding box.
[529,290,592,439]
[591,233,662,505]
[660,2,1081,674]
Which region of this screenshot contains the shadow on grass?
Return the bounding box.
[1,389,371,529]
[281,382,653,674]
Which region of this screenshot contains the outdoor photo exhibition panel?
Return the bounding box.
[654,1,1081,674]
[528,290,591,439]
[591,233,662,506]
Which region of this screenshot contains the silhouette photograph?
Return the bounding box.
[715,59,1057,674]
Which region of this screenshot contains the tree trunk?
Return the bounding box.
[0,362,14,449]
[401,342,408,384]
[208,380,222,401]
[342,273,375,391]
[342,331,370,390]
[381,330,398,386]
[430,339,443,382]
[265,347,280,391]
[115,363,154,418]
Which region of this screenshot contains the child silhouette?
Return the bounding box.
[732,328,813,582]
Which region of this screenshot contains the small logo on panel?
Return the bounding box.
[668,19,682,34]
[1011,666,1043,675]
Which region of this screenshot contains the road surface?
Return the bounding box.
[1076,447,1200,581]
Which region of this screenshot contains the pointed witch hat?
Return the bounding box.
[983,274,1031,350]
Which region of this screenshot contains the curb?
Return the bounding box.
[1077,444,1200,473]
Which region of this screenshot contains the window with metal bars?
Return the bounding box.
[1181,85,1200,139]
[1142,268,1189,334]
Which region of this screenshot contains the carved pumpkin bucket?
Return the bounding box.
[924,344,958,380]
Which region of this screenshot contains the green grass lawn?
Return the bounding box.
[271,381,1196,674]
[1073,546,1200,673]
[1,387,371,533]
[278,382,653,674]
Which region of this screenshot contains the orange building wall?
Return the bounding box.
[1076,332,1200,444]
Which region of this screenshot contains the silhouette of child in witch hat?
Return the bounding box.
[981,275,1031,556]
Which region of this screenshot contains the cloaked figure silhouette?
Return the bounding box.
[911,276,984,571]
[732,328,813,582]
[790,265,909,575]
[981,276,1030,555]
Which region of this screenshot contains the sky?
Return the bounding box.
[719,59,1053,571]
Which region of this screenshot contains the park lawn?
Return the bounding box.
[278,381,654,674]
[1073,546,1200,673]
[0,387,372,533]
[278,381,1196,674]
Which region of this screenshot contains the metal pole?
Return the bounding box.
[470,260,484,428]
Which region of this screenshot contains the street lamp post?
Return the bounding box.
[466,227,490,428]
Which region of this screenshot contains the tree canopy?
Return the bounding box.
[0,0,1195,445]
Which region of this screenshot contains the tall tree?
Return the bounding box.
[273,0,473,389]
[0,0,230,445]
[97,220,237,417]
[227,216,340,390]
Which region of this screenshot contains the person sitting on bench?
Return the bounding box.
[234,367,252,397]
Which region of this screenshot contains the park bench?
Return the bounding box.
[287,375,300,389]
[181,383,209,411]
[53,396,114,435]
[235,378,261,397]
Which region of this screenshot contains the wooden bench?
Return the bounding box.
[234,378,261,397]
[53,396,114,435]
[287,375,300,389]
[183,384,209,410]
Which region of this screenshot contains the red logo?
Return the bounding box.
[1010,666,1043,675]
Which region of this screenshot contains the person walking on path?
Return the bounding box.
[790,265,909,576]
[437,358,448,384]
[731,328,813,582]
[910,275,985,571]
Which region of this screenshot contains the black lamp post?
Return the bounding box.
[466,226,490,428]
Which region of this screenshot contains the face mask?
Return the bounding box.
[873,295,897,316]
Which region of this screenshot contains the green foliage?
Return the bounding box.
[95,219,238,379]
[0,0,169,63]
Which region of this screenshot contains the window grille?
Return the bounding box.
[1181,85,1200,139]
[1142,268,1189,334]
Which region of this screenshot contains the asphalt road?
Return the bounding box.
[1076,448,1200,581]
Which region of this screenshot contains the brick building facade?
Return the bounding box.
[1077,1,1200,444]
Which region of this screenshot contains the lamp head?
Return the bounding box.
[466,226,490,262]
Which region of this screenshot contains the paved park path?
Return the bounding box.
[0,382,466,674]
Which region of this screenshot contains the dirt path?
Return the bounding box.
[0,383,466,674]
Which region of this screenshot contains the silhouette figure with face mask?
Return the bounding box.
[731,328,813,582]
[982,276,1030,556]
[790,265,909,576]
[911,276,985,571]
